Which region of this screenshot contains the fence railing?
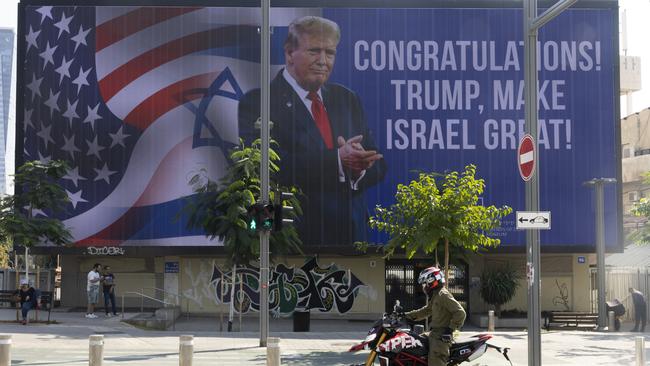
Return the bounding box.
[141,287,190,320]
[590,267,650,321]
[120,291,177,330]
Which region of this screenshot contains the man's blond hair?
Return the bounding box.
[284,16,340,53]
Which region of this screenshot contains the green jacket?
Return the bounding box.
[405,287,466,334]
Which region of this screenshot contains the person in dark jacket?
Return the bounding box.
[14,279,39,325]
[102,266,118,316]
[629,287,646,332]
[405,267,466,366]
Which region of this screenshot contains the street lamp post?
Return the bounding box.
[583,177,617,330]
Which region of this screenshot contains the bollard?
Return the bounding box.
[0,334,11,366]
[266,337,280,366]
[488,310,495,332]
[636,336,646,366]
[179,335,194,366]
[89,335,104,366]
[608,311,615,332]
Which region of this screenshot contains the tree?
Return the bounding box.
[368,164,512,281]
[0,160,72,279]
[479,263,521,316]
[630,171,650,244]
[181,139,302,329]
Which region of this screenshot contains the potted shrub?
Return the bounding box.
[479,263,521,317]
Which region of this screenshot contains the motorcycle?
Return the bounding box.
[349,301,512,366]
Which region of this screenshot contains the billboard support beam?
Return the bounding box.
[259,0,271,348]
[524,1,577,365]
[583,178,616,330]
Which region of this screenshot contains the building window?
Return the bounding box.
[623,146,633,158]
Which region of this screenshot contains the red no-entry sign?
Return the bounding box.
[518,134,535,181]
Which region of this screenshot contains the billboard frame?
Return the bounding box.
[16,0,621,255]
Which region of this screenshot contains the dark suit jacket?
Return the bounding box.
[238,70,387,246]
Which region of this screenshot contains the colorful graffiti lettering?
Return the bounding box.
[210,258,366,315]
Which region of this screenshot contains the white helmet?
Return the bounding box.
[418,266,445,291]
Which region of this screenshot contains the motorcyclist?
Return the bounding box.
[404,266,466,366]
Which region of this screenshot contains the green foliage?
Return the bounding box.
[181,139,302,266]
[629,172,650,244]
[479,263,521,316]
[0,160,72,249]
[368,164,512,263]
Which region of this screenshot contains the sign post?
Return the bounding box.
[523,1,578,365]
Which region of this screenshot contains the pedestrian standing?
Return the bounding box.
[102,265,118,316]
[86,263,102,318]
[629,287,647,332]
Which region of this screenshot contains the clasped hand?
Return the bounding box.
[337,135,383,179]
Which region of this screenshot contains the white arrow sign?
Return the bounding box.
[516,211,551,230]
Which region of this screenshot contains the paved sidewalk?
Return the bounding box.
[0,308,648,365]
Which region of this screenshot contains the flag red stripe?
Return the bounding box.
[124,72,218,130]
[95,7,202,52]
[98,26,241,102]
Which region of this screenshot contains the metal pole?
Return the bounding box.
[523,1,541,365]
[259,0,271,348]
[595,181,606,329]
[524,1,577,365]
[583,178,616,329]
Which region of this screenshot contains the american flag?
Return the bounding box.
[22,6,313,246]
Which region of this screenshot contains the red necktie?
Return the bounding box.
[307,91,334,149]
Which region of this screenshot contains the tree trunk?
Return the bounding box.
[25,247,29,284]
[228,264,236,331]
[444,238,449,288]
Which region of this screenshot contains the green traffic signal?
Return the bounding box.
[249,217,257,231]
[247,203,274,232]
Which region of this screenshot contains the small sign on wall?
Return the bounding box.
[577,256,586,264]
[165,261,179,273]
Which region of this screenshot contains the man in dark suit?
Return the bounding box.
[238,16,386,246]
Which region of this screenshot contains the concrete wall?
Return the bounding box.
[469,253,593,315]
[61,255,162,309]
[59,252,595,317]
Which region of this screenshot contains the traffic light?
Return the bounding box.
[247,203,274,232]
[273,192,295,232]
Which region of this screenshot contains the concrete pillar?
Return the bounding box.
[0,334,11,366]
[488,310,495,332]
[266,337,280,366]
[89,335,104,366]
[179,335,194,366]
[636,336,645,366]
[608,311,615,332]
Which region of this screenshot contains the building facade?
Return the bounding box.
[621,108,650,235]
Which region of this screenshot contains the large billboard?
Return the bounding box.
[18,2,620,251]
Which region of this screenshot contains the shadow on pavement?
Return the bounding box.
[252,350,367,366]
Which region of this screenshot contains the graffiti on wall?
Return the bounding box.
[86,247,125,256]
[210,257,367,315]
